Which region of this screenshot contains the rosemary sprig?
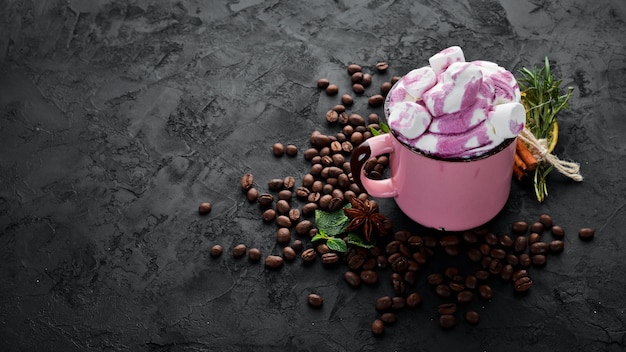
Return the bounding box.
[517,57,574,202]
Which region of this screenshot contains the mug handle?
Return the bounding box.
[350,133,398,198]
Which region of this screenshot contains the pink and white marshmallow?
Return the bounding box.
[386,46,525,159]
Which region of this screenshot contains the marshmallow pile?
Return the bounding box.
[387,46,525,158]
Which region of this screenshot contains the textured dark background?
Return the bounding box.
[1,0,625,351]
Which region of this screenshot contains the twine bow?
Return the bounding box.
[518,128,583,182]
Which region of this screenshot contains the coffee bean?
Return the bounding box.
[444,267,459,278]
[276,215,292,228]
[362,73,372,87]
[462,231,478,244]
[531,254,547,267]
[273,143,285,157]
[283,176,295,189]
[406,292,422,308]
[427,273,444,285]
[465,311,480,324]
[301,248,316,262]
[467,247,483,262]
[485,232,498,246]
[404,271,417,285]
[262,209,276,222]
[376,296,393,312]
[288,208,300,223]
[475,270,490,281]
[268,178,284,191]
[478,243,491,256]
[380,81,392,95]
[391,296,405,310]
[440,234,460,247]
[303,148,319,160]
[514,276,533,292]
[506,254,519,266]
[344,271,361,288]
[549,240,564,253]
[578,227,594,241]
[439,315,456,329]
[381,312,397,325]
[351,71,364,84]
[376,62,389,72]
[348,113,365,126]
[514,236,527,252]
[233,244,247,258]
[311,133,331,148]
[198,202,212,215]
[368,113,380,124]
[449,282,465,292]
[352,83,365,94]
[465,275,478,289]
[438,303,457,315]
[265,255,284,269]
[490,248,507,260]
[210,244,223,258]
[360,270,379,285]
[276,227,291,244]
[316,243,330,254]
[322,252,340,265]
[512,221,529,234]
[341,94,353,106]
[276,199,290,214]
[283,247,297,262]
[539,214,553,228]
[500,264,514,281]
[246,188,258,202]
[291,239,303,252]
[301,203,318,216]
[347,64,362,74]
[435,284,451,298]
[241,173,254,191]
[248,248,262,262]
[285,144,298,157]
[317,78,330,89]
[478,285,493,300]
[499,234,514,248]
[530,242,549,255]
[457,291,474,304]
[489,258,503,275]
[530,221,544,233]
[368,94,384,107]
[307,293,323,308]
[552,225,565,238]
[326,84,339,95]
[512,269,529,281]
[518,254,531,268]
[371,319,384,335]
[529,232,541,243]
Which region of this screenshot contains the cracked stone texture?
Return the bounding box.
[1,0,625,351]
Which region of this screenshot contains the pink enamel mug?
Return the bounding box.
[350,132,516,231]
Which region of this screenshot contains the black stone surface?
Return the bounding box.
[1,1,625,351]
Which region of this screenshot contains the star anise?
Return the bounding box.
[343,197,388,242]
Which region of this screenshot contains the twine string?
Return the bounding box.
[519,128,583,182]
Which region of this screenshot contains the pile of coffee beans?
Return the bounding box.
[204,61,595,336]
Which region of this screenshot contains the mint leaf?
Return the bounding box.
[347,232,376,249]
[314,205,351,237]
[370,125,381,136]
[380,122,390,133]
[311,232,328,243]
[326,237,347,252]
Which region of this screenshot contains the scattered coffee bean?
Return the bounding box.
[248,248,262,262]
[376,296,393,312]
[368,94,384,107]
[317,78,330,89]
[210,245,223,258]
[512,221,529,234]
[352,83,365,94]
[380,81,392,95]
[268,178,284,191]
[241,173,254,191]
[246,188,258,202]
[233,244,247,258]
[326,84,339,95]
[478,285,493,300]
[347,64,362,74]
[427,273,444,286]
[285,144,298,156]
[406,292,422,308]
[375,62,389,72]
[578,227,594,241]
[301,248,316,262]
[344,271,361,288]
[514,276,533,292]
[529,232,541,243]
[530,221,544,233]
[361,270,379,285]
[539,214,553,228]
[552,225,565,238]
[532,254,547,267]
[273,143,285,156]
[276,227,291,244]
[276,215,292,228]
[341,94,354,106]
[457,290,474,304]
[307,293,323,308]
[439,314,456,329]
[262,209,277,222]
[381,312,397,325]
[529,242,549,255]
[514,236,527,252]
[371,319,384,335]
[465,311,480,324]
[198,202,212,215]
[438,303,457,315]
[265,255,284,270]
[435,284,451,298]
